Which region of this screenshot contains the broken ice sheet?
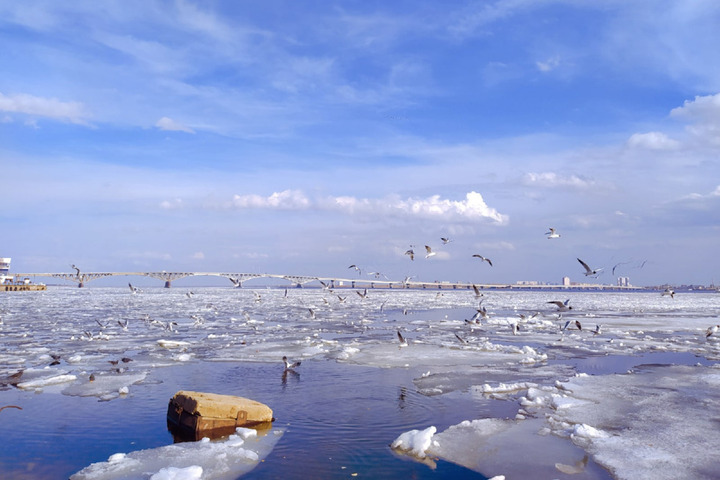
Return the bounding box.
[71,427,284,480]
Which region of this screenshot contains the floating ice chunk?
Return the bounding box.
[62,372,147,399]
[390,426,437,458]
[157,340,191,349]
[572,423,609,440]
[17,373,77,390]
[477,382,537,395]
[173,353,193,362]
[150,465,203,480]
[71,427,283,480]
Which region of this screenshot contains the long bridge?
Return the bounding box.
[10,270,646,291]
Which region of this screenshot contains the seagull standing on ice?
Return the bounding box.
[424,246,436,259]
[545,228,561,239]
[472,254,493,266]
[282,356,301,372]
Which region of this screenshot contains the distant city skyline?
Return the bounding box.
[2,2,720,286]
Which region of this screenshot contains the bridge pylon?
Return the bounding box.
[145,272,194,288]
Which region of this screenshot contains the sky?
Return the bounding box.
[1,0,720,287]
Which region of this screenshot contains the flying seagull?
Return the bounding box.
[282,356,301,371]
[441,237,452,244]
[472,255,493,266]
[547,299,573,311]
[545,228,561,239]
[348,264,362,275]
[662,287,675,299]
[577,258,603,276]
[424,245,436,258]
[404,249,415,261]
[472,284,484,299]
[397,330,409,347]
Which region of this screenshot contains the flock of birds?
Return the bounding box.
[3,226,717,389]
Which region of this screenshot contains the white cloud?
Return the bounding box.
[626,131,679,150]
[536,55,560,72]
[669,93,720,145]
[669,92,720,124]
[192,252,205,260]
[522,172,597,190]
[229,190,508,224]
[0,92,89,124]
[156,116,195,133]
[232,190,311,210]
[160,198,183,209]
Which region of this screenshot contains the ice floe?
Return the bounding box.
[71,427,282,480]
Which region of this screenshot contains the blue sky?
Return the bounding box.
[2,0,720,287]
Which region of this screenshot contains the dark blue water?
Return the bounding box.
[0,361,501,479]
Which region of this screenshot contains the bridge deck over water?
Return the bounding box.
[11,271,646,291]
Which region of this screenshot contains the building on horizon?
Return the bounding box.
[1,257,11,284]
[562,276,571,286]
[617,276,630,287]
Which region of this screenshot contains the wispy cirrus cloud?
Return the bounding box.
[156,117,195,133]
[0,91,89,125]
[229,190,508,224]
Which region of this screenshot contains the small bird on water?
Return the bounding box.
[282,356,301,371]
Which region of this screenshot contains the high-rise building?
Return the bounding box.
[0,257,11,284]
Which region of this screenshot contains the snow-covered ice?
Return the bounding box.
[70,427,282,479]
[2,287,720,478]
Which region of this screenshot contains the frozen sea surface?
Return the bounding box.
[1,286,719,479]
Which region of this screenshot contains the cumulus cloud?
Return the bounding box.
[669,93,720,124]
[669,93,720,145]
[229,190,508,224]
[626,131,679,150]
[0,92,89,124]
[156,116,195,133]
[522,172,597,190]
